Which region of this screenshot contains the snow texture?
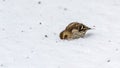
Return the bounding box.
[0,0,120,68]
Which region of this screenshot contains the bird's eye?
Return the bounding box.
[64,35,68,39]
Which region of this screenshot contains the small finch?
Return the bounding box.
[60,22,91,40]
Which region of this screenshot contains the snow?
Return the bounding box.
[0,0,120,68]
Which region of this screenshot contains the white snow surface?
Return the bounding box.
[0,0,120,68]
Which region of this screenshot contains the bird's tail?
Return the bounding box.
[88,27,95,30]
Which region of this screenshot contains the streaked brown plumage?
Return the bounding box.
[59,22,91,40]
[65,22,91,32]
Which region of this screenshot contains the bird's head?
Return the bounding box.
[59,30,72,40]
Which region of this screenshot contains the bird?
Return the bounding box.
[59,22,91,40]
